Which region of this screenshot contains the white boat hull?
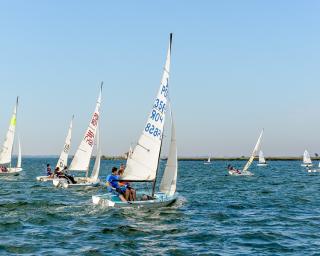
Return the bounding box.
[228,170,253,176]
[53,177,100,189]
[92,192,178,208]
[257,163,268,166]
[307,169,320,173]
[36,176,54,182]
[204,162,212,165]
[301,164,313,167]
[0,167,22,176]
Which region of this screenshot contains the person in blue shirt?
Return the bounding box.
[106,167,127,202]
[46,164,53,177]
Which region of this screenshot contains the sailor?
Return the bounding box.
[118,168,136,201]
[106,167,127,202]
[0,166,8,172]
[54,167,72,183]
[62,166,77,184]
[54,167,62,177]
[46,164,52,177]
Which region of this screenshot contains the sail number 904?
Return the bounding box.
[145,123,161,138]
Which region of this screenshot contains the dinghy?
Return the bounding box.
[204,156,212,165]
[301,150,312,167]
[228,130,264,176]
[0,97,23,176]
[36,116,74,182]
[306,160,320,173]
[53,84,102,188]
[257,150,268,166]
[92,34,178,208]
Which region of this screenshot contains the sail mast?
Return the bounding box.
[17,138,21,168]
[11,97,19,167]
[152,35,173,196]
[151,33,172,195]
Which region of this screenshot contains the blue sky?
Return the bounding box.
[0,1,320,156]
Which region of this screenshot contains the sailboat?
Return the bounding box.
[204,156,212,165]
[36,115,74,182]
[53,85,102,188]
[257,150,268,166]
[0,97,23,176]
[301,150,312,167]
[307,160,320,173]
[92,34,178,208]
[228,130,263,176]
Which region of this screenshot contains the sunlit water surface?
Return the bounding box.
[0,158,319,255]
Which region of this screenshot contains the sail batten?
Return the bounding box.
[69,84,102,171]
[123,34,172,181]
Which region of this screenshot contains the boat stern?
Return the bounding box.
[52,179,61,187]
[92,195,115,207]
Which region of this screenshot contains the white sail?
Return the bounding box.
[90,123,101,181]
[207,157,211,163]
[17,138,21,168]
[69,84,102,172]
[160,112,177,196]
[56,116,74,169]
[303,150,312,164]
[258,150,266,164]
[243,129,264,172]
[123,34,172,181]
[0,97,18,165]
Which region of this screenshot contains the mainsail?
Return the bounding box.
[303,150,312,164]
[243,129,264,172]
[160,111,177,196]
[69,84,102,173]
[258,150,266,164]
[56,116,74,169]
[123,34,172,181]
[0,97,18,165]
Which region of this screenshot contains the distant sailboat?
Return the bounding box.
[257,150,267,166]
[92,34,178,208]
[0,97,23,176]
[301,150,312,167]
[228,129,263,176]
[53,84,102,188]
[204,156,212,165]
[306,153,320,173]
[36,115,74,182]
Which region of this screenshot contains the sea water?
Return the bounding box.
[0,158,319,255]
